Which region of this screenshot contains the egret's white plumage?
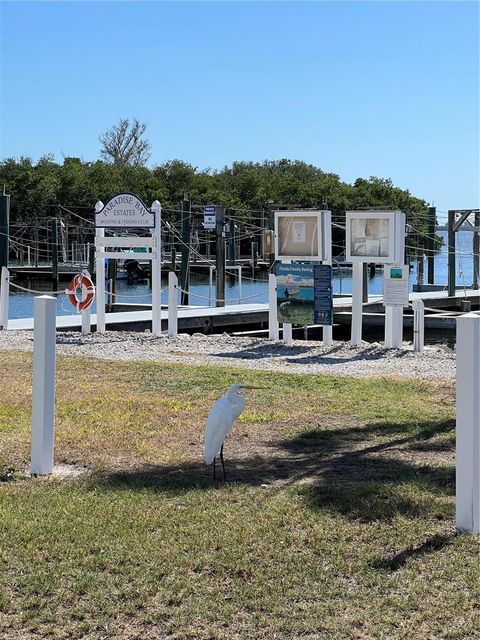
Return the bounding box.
[204,384,254,465]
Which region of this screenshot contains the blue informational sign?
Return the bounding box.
[275,263,333,326]
[313,264,333,325]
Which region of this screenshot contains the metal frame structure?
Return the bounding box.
[447,209,480,297]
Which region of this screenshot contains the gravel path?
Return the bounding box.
[0,330,456,380]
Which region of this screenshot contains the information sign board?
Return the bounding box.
[313,264,333,325]
[275,263,332,325]
[274,211,325,261]
[95,193,155,228]
[383,264,409,306]
[203,205,217,230]
[346,211,405,264]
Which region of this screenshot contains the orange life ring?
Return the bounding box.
[66,273,95,312]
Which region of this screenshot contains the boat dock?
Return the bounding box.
[6,288,480,333]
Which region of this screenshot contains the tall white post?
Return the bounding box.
[456,313,480,534]
[0,266,9,331]
[351,262,363,346]
[268,273,279,341]
[385,305,403,348]
[322,210,333,346]
[151,200,162,337]
[413,299,424,353]
[31,295,56,475]
[95,201,105,333]
[168,271,178,337]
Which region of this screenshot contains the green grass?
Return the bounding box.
[0,349,478,639]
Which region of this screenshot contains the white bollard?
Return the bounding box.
[351,262,363,346]
[413,299,424,353]
[456,313,480,534]
[283,323,293,346]
[31,295,57,475]
[268,273,279,341]
[0,266,9,331]
[168,271,178,337]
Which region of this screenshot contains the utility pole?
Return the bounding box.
[215,206,225,307]
[180,198,190,305]
[448,210,456,297]
[0,188,10,270]
[427,206,436,285]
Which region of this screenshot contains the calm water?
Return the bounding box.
[7,230,474,320]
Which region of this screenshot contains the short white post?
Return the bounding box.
[168,271,178,337]
[283,323,293,346]
[238,266,243,304]
[351,262,363,346]
[151,200,162,337]
[413,299,424,353]
[31,295,56,475]
[95,201,106,333]
[0,266,9,331]
[268,273,279,341]
[209,266,214,307]
[456,313,480,534]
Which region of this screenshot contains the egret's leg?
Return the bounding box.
[220,444,227,482]
[213,457,216,481]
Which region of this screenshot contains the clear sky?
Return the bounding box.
[0,1,478,217]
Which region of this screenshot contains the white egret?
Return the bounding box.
[204,384,263,481]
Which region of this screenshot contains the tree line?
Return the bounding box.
[1,154,429,218]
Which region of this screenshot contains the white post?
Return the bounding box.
[384,306,393,348]
[322,210,333,346]
[0,266,9,331]
[413,299,424,353]
[392,306,403,348]
[27,246,31,266]
[209,265,214,307]
[168,271,178,337]
[31,295,56,475]
[283,323,293,346]
[151,200,162,337]
[456,313,480,534]
[95,201,105,333]
[268,273,279,341]
[351,262,363,346]
[81,269,92,336]
[238,266,243,304]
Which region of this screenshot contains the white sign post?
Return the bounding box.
[94,194,161,336]
[346,211,406,347]
[383,265,409,348]
[31,295,56,475]
[456,313,480,534]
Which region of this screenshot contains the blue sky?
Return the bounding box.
[1,1,478,217]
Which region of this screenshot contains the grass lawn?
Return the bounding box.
[0,349,478,639]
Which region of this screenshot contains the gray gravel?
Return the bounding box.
[0,330,455,380]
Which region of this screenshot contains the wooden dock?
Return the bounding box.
[6,289,480,333]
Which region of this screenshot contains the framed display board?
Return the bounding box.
[274,211,325,261]
[346,211,405,264]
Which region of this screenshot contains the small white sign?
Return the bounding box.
[95,193,154,228]
[292,221,306,244]
[383,265,409,307]
[204,205,217,229]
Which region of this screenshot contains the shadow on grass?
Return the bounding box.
[370,533,456,572]
[90,417,455,525]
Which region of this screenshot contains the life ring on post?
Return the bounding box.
[66,273,95,312]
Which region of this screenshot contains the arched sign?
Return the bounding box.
[95,193,155,228]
